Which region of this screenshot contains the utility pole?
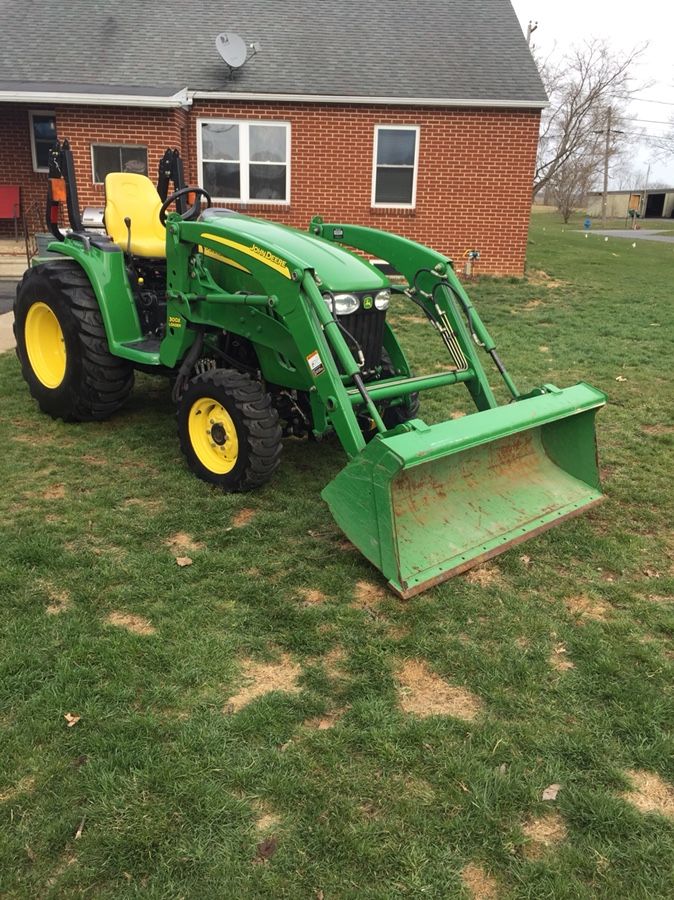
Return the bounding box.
[596,107,624,226]
[601,108,612,226]
[526,20,538,45]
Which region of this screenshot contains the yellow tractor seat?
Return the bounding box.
[104,173,167,257]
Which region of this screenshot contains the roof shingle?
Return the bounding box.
[0,0,546,105]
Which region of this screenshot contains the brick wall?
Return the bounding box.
[0,100,539,274]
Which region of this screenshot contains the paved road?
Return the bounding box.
[0,278,16,315]
[0,279,16,353]
[589,229,674,244]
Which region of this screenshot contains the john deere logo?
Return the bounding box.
[363,296,373,310]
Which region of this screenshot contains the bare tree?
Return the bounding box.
[534,40,646,198]
[549,153,598,223]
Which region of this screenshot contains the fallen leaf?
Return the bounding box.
[74,816,85,840]
[64,713,80,728]
[175,556,193,567]
[254,836,278,862]
[542,783,561,801]
[519,554,531,566]
[643,568,661,579]
[615,375,627,382]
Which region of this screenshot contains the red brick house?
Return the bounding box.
[0,0,546,274]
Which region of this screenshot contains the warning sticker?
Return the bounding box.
[306,350,325,378]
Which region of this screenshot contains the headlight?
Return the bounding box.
[333,293,360,316]
[374,290,391,311]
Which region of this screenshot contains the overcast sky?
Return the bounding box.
[510,0,674,187]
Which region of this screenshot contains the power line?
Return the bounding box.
[623,116,674,126]
[617,94,674,106]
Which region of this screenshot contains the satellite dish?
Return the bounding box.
[216,32,248,68]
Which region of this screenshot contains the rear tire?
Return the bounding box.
[14,261,134,421]
[177,369,282,491]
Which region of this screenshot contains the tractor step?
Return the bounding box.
[121,337,162,353]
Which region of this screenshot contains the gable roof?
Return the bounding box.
[0,0,546,108]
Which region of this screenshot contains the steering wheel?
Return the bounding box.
[159,186,212,225]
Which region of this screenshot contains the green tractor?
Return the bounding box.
[14,140,606,597]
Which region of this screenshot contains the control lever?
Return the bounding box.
[124,217,132,255]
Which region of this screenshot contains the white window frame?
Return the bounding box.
[371,124,420,209]
[197,118,291,205]
[90,143,149,184]
[29,109,56,173]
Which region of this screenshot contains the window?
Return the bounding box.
[29,111,57,172]
[91,145,148,183]
[198,119,290,203]
[372,125,419,207]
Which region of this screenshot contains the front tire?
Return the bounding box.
[177,369,282,491]
[14,261,134,421]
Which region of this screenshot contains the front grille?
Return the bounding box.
[339,308,386,372]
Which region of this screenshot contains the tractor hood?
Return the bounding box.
[199,211,388,292]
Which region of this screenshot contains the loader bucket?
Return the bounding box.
[322,383,606,598]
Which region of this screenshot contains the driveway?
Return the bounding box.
[0,277,16,315]
[589,229,674,243]
[0,278,16,353]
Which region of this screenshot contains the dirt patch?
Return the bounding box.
[538,345,550,353]
[387,624,411,640]
[515,636,531,650]
[337,537,357,552]
[43,483,65,500]
[527,269,566,289]
[252,800,281,833]
[121,497,165,513]
[465,564,502,588]
[399,776,436,803]
[304,707,347,730]
[563,594,611,621]
[0,775,36,804]
[461,862,500,899]
[321,646,346,679]
[12,433,54,447]
[641,424,674,436]
[397,314,425,323]
[351,579,387,609]
[232,507,256,528]
[45,851,78,888]
[523,298,544,310]
[45,585,72,616]
[81,454,107,466]
[299,588,328,606]
[165,531,204,554]
[225,653,302,712]
[521,811,567,859]
[105,611,156,636]
[396,658,482,720]
[550,643,575,672]
[622,769,674,818]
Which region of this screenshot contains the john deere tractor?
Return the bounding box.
[14,140,606,597]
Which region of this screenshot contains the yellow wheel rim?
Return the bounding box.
[24,302,66,389]
[188,396,239,474]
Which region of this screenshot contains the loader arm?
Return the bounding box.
[309,219,607,597]
[310,218,520,409]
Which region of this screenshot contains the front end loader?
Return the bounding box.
[14,140,606,597]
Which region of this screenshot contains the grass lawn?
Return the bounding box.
[1,212,672,898]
